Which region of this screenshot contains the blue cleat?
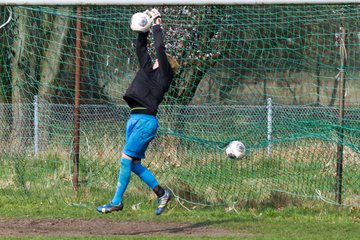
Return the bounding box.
[156,190,172,215]
[97,202,123,214]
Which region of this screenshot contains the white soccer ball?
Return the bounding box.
[225,141,246,159]
[130,12,151,33]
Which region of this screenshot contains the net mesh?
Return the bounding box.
[0,5,359,207]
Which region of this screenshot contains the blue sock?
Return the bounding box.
[111,158,132,205]
[132,162,159,190]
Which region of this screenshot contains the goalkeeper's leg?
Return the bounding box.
[132,161,172,215]
[97,157,131,214]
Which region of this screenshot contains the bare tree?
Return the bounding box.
[0,8,12,154]
[37,7,70,148]
[159,6,228,105]
[10,7,34,153]
[38,7,70,101]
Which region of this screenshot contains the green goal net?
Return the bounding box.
[0,4,359,208]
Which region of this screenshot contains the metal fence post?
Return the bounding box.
[34,95,39,156]
[267,98,273,156]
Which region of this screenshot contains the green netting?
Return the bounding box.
[0,5,359,208]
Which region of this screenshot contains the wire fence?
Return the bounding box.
[1,101,360,153]
[1,102,359,207]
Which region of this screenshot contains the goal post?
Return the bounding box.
[0,0,358,5]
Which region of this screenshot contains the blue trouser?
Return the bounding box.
[111,114,159,205]
[123,114,158,159]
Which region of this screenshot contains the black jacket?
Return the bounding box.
[123,25,174,115]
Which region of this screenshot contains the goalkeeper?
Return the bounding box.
[97,9,179,215]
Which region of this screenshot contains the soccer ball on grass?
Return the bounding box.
[225,141,246,159]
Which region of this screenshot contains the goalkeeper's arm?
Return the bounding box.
[152,21,173,84]
[135,31,152,70]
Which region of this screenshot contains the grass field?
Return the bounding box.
[0,195,359,239]
[1,135,359,239]
[0,143,359,239]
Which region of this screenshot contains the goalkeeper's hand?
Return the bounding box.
[144,8,161,26]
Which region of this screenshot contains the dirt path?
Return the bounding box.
[0,218,249,237]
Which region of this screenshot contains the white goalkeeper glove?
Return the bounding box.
[144,8,161,26]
